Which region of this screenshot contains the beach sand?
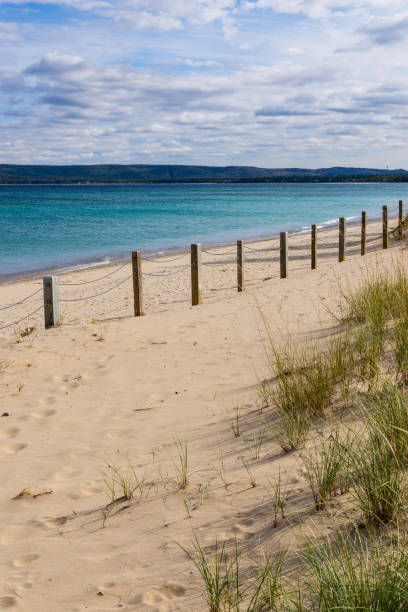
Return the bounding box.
[0,216,405,610]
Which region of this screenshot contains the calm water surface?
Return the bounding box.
[0,183,407,277]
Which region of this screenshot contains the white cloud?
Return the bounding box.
[1,0,408,165]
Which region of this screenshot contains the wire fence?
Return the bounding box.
[0,208,403,332]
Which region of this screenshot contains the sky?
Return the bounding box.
[0,0,408,168]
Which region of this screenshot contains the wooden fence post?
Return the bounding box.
[399,200,403,240]
[132,250,143,316]
[361,211,366,256]
[43,275,60,329]
[311,224,317,270]
[382,205,388,249]
[191,243,202,306]
[339,217,346,262]
[280,232,288,279]
[237,240,244,292]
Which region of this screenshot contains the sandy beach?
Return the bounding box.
[0,215,405,611]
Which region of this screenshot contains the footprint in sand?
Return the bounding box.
[0,596,17,609]
[54,467,82,480]
[0,428,19,440]
[0,525,30,546]
[138,584,186,608]
[31,409,56,420]
[12,553,39,567]
[79,482,103,497]
[37,517,67,530]
[0,443,27,456]
[69,446,92,459]
[105,429,131,440]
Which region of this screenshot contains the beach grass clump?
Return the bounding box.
[246,426,266,460]
[300,433,351,511]
[275,407,311,453]
[361,381,408,467]
[267,469,287,528]
[341,270,392,331]
[102,462,146,502]
[182,533,287,612]
[250,550,286,611]
[300,529,408,610]
[346,428,407,525]
[181,533,242,612]
[272,344,336,419]
[392,317,408,385]
[352,324,385,381]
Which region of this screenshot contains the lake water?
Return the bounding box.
[0,182,407,277]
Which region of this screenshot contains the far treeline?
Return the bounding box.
[0,164,408,184]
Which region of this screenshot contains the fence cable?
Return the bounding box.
[202,247,237,256]
[244,244,273,253]
[142,253,188,263]
[59,262,128,286]
[143,265,191,278]
[0,287,42,312]
[0,304,44,331]
[60,274,132,302]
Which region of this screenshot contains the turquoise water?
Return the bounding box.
[1,183,407,277]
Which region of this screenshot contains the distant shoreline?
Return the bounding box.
[2,179,408,185]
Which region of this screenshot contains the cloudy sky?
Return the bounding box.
[0,0,407,168]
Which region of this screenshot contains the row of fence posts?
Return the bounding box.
[42,201,404,328]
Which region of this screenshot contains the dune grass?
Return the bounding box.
[300,529,408,610]
[301,432,352,511]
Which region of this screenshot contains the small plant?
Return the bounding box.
[251,550,286,611]
[183,497,192,519]
[181,532,242,612]
[230,405,241,438]
[101,506,111,528]
[217,450,232,489]
[241,457,257,488]
[267,468,287,528]
[301,433,351,511]
[102,462,145,502]
[246,426,266,460]
[276,407,310,453]
[173,437,189,490]
[257,378,272,411]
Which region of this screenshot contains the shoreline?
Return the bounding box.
[0,211,394,285]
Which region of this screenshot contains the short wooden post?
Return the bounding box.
[382,205,388,249]
[361,211,366,256]
[339,217,346,262]
[237,240,244,292]
[311,224,317,270]
[43,275,60,328]
[399,200,403,240]
[280,232,288,279]
[191,243,202,306]
[132,250,143,316]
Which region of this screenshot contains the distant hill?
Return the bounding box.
[0,164,407,184]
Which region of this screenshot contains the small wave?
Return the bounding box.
[62,257,113,274]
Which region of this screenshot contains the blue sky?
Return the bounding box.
[0,0,408,167]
